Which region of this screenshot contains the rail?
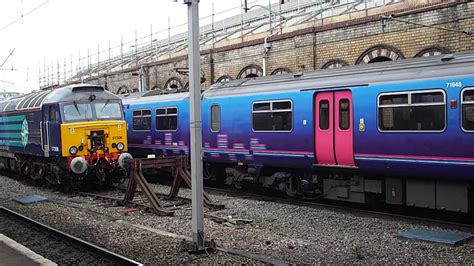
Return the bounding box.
[0,206,143,266]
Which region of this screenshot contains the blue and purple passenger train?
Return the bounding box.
[123,52,474,214]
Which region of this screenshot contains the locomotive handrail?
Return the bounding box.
[39,121,43,151]
[45,121,50,151]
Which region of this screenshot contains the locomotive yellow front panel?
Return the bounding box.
[60,120,128,157]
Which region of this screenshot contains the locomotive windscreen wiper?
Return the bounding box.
[73,101,81,115]
[100,99,110,112]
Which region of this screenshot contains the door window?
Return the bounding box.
[319,100,329,130]
[339,99,350,130]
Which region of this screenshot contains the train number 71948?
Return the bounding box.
[446,81,462,88]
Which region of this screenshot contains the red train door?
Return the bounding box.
[314,91,355,167]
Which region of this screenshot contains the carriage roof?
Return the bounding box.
[0,84,120,113]
[203,52,474,98]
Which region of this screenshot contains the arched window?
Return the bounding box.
[116,86,131,95]
[164,77,183,93]
[415,47,450,57]
[356,45,404,65]
[271,68,290,75]
[237,64,263,79]
[216,75,232,84]
[321,59,348,69]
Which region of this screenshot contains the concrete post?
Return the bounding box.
[184,0,205,249]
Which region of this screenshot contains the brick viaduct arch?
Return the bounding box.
[237,64,263,79]
[355,45,404,65]
[96,2,471,94]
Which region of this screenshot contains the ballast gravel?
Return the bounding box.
[0,176,473,264]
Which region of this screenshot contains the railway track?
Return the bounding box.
[0,206,143,265]
[202,186,474,232]
[92,181,474,230]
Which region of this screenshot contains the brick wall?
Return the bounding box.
[86,1,473,94]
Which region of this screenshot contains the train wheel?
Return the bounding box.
[233,180,250,191]
[21,163,31,177]
[46,167,62,185]
[279,177,299,199]
[56,169,77,192]
[203,163,216,180]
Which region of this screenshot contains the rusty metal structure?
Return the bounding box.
[123,156,224,216]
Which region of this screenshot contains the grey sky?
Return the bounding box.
[0,0,267,93]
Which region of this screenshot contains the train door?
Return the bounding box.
[41,105,61,157]
[47,105,61,156]
[314,90,355,167]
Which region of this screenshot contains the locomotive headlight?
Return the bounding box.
[111,143,117,149]
[69,146,78,155]
[116,142,124,151]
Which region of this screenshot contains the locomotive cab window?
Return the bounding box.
[378,90,445,131]
[156,107,178,131]
[252,100,292,132]
[210,104,220,132]
[95,101,123,120]
[462,88,474,131]
[62,103,93,122]
[132,109,151,131]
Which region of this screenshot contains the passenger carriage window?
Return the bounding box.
[211,105,220,132]
[132,109,151,131]
[156,107,178,131]
[462,89,474,131]
[319,100,329,130]
[253,102,270,111]
[252,100,292,131]
[378,90,445,131]
[339,99,350,130]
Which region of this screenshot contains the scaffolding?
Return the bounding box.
[38,0,403,89]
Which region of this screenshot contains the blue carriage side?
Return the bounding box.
[201,91,315,169]
[124,52,474,214]
[352,75,474,181]
[124,93,190,158]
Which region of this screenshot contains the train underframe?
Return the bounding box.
[0,153,126,190]
[206,162,473,215]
